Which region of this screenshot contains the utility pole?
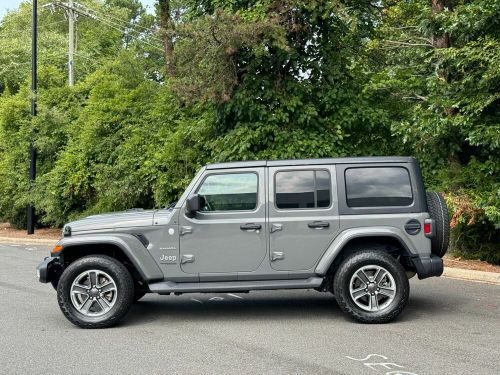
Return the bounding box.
[44,1,86,86]
[28,0,38,235]
[68,0,75,86]
[44,1,160,83]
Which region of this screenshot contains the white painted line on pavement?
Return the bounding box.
[346,354,418,374]
[227,293,243,299]
[190,298,203,304]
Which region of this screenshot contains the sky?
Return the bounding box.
[0,0,156,21]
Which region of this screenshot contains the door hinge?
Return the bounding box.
[180,226,192,236]
[270,223,282,233]
[181,254,195,264]
[271,251,285,261]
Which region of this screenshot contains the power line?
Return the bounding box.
[95,16,163,52]
[49,1,162,43]
[87,7,163,44]
[72,51,95,62]
[88,6,156,33]
[42,0,164,83]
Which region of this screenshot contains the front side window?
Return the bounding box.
[275,170,331,209]
[345,167,413,207]
[197,173,258,211]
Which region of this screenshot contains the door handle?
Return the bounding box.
[308,221,330,229]
[240,223,262,231]
[181,254,195,264]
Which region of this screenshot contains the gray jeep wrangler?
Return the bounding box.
[37,157,449,328]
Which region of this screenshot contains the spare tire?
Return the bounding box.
[426,192,450,257]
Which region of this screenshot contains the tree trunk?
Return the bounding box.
[431,0,451,49]
[159,0,175,77]
[431,2,457,119]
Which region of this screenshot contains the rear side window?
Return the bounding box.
[275,170,331,209]
[345,167,413,207]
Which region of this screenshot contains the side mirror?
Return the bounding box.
[185,194,201,217]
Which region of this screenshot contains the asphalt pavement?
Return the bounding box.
[0,243,498,375]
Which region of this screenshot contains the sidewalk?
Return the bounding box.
[0,224,60,243]
[442,267,500,285]
[0,236,58,246]
[0,225,59,246]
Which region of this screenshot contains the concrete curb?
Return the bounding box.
[0,236,498,285]
[0,236,58,246]
[443,267,500,285]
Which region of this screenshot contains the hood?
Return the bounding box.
[65,209,156,233]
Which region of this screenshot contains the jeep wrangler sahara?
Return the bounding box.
[37,157,449,328]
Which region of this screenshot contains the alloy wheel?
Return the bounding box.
[70,270,118,317]
[349,265,396,312]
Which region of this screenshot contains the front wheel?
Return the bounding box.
[57,255,135,328]
[333,251,409,323]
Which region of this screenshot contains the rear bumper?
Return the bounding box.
[412,255,444,279]
[36,256,59,283]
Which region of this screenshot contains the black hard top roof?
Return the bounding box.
[206,156,416,170]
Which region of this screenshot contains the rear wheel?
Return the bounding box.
[333,251,409,323]
[57,255,134,328]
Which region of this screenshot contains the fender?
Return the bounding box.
[56,233,164,282]
[315,227,415,276]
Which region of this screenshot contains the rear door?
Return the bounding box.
[267,165,340,272]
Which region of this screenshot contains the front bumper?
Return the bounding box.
[36,256,59,283]
[412,255,444,279]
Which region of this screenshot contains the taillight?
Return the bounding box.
[424,219,434,237]
[424,222,431,234]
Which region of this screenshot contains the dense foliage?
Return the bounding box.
[0,0,498,262]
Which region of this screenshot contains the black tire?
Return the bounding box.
[333,251,409,324]
[426,191,450,257]
[57,255,134,329]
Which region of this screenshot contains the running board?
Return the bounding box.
[148,277,323,294]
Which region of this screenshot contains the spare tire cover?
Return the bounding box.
[426,192,450,257]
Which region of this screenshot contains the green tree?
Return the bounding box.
[172,1,395,161]
[0,0,498,263]
[369,0,500,261]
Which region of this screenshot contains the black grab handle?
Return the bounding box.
[240,223,262,230]
[308,221,330,229]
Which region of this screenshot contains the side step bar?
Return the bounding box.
[148,277,323,294]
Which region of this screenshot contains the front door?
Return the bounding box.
[267,165,340,271]
[179,168,267,279]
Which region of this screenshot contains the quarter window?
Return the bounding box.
[197,173,258,211]
[345,167,413,207]
[275,170,331,209]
